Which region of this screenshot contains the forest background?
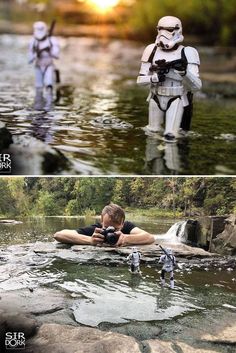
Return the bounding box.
[0,177,235,218]
[0,0,236,45]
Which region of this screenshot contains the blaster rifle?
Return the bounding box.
[149,58,187,82]
[49,20,56,37]
[159,245,176,266]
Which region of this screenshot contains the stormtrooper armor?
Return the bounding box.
[29,21,60,111]
[127,247,141,273]
[137,16,202,141]
[159,248,176,289]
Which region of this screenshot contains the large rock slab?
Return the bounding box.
[26,323,141,353]
[211,215,236,255]
[1,240,234,271]
[145,340,219,353]
[201,324,236,344]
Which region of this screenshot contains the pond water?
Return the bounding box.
[0,35,236,175]
[0,215,173,246]
[0,216,235,352]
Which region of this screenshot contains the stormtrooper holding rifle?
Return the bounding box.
[137,16,202,142]
[29,21,60,111]
[158,246,176,289]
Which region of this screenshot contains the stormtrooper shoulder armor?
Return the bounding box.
[184,46,200,65]
[141,43,156,63]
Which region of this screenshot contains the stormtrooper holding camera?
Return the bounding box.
[29,21,60,111]
[137,16,202,142]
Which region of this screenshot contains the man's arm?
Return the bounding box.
[116,227,155,246]
[54,229,92,245]
[53,228,104,246]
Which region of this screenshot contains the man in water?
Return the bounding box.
[54,203,154,246]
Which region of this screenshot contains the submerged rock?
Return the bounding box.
[0,122,13,150]
[91,117,133,129]
[0,122,79,175]
[0,219,23,224]
[7,135,73,175]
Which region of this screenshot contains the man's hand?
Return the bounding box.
[115,231,127,247]
[91,228,105,246]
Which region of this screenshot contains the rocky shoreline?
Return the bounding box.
[0,239,236,353]
[0,300,235,353]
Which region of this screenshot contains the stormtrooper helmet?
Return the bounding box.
[156,16,184,50]
[132,247,137,252]
[33,21,48,40]
[166,248,173,255]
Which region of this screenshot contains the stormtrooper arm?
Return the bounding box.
[28,39,36,64]
[183,46,202,92]
[137,62,153,86]
[183,63,202,91]
[137,43,159,86]
[50,37,60,59]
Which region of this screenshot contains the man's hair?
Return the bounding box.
[101,204,125,224]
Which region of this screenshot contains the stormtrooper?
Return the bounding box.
[127,247,141,273]
[137,16,202,142]
[29,21,60,111]
[158,248,176,289]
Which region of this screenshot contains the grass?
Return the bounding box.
[125,207,183,219]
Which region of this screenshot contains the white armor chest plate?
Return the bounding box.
[153,45,184,63]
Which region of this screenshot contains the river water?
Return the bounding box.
[0,217,235,351]
[0,35,236,175]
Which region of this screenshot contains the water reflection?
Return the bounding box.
[145,136,191,174]
[31,114,55,143]
[0,35,236,174]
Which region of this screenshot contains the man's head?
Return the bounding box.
[156,16,184,50]
[101,204,125,230]
[33,21,48,40]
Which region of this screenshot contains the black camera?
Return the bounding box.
[101,226,119,245]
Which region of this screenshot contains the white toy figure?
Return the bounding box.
[127,247,141,273]
[159,247,176,289]
[137,16,202,142]
[29,21,60,111]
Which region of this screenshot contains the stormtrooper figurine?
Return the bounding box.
[127,247,141,273]
[137,16,202,142]
[29,21,60,111]
[158,248,176,289]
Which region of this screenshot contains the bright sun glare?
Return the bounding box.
[87,0,119,13]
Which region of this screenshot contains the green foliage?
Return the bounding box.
[34,190,60,216]
[0,177,235,218]
[130,0,236,45]
[65,199,80,216]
